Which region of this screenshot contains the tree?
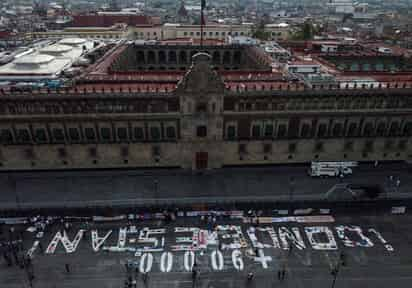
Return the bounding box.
[291,21,317,41]
[252,21,270,41]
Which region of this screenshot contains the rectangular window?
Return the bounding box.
[117,127,128,141]
[34,128,47,143]
[252,124,261,138]
[197,126,207,137]
[17,129,30,143]
[364,140,374,152]
[184,32,188,36]
[52,128,65,143]
[227,125,236,140]
[134,127,144,141]
[166,126,176,139]
[315,142,324,152]
[289,143,297,153]
[277,124,287,138]
[152,145,160,157]
[264,124,273,138]
[84,128,96,142]
[264,143,272,153]
[0,129,13,144]
[150,126,161,141]
[100,127,111,142]
[239,143,247,154]
[68,128,80,142]
[344,141,354,151]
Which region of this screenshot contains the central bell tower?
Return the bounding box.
[176,52,225,169]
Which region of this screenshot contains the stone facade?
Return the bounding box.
[0,51,412,170]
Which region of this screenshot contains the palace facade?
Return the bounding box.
[0,42,411,170]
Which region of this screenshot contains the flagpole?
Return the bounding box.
[200,3,204,48]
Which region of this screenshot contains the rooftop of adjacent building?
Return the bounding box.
[0,38,94,80]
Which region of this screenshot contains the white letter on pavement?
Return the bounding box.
[211,250,224,271]
[254,249,272,269]
[91,230,112,252]
[184,251,195,272]
[139,253,153,273]
[232,250,244,271]
[335,226,373,248]
[304,226,338,250]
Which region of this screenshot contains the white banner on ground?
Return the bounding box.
[391,206,406,214]
[92,215,126,222]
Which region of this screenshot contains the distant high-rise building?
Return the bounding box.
[328,0,355,14]
[109,0,119,11]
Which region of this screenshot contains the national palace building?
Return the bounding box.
[0,39,412,170]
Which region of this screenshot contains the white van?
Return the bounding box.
[309,161,356,177]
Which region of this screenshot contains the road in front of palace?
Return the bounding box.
[1,211,412,288]
[0,162,410,208]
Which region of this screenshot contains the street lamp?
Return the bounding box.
[154,179,158,198]
[331,251,346,288]
[8,175,20,211]
[331,264,339,288]
[289,176,295,202]
[289,176,295,215]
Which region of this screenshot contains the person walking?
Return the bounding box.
[247,272,254,281]
[191,267,198,288]
[142,272,148,287]
[65,263,70,273]
[38,242,44,254]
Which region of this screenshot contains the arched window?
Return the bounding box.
[317,123,328,138]
[347,123,358,137]
[300,123,311,138]
[223,51,231,65]
[158,50,166,64]
[212,51,220,64]
[147,51,156,64]
[376,122,387,137]
[233,51,241,65]
[137,51,145,64]
[179,51,187,64]
[389,122,399,137]
[363,122,375,137]
[332,123,343,137]
[168,51,177,63]
[403,122,412,137]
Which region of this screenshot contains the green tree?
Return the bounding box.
[252,21,270,41]
[291,21,317,41]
